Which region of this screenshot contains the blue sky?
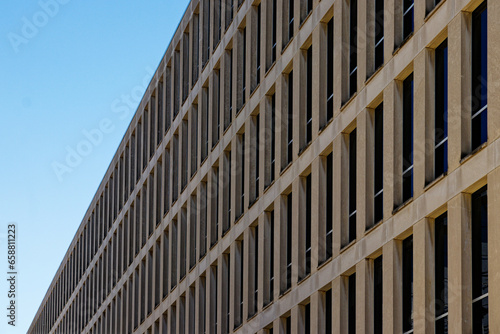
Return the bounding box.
[0,1,190,332]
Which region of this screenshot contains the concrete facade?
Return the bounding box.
[29,0,498,333]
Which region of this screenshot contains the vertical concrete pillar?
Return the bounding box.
[487,0,500,142]
[413,218,433,334]
[448,13,471,172]
[488,167,500,332]
[357,109,368,239]
[383,239,402,334]
[383,82,396,219]
[356,260,370,334]
[413,50,427,198]
[448,193,472,333]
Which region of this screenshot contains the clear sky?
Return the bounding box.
[0,1,190,332]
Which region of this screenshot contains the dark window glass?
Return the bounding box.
[472,185,488,333]
[435,40,448,177]
[256,115,260,198]
[402,74,414,202]
[306,46,313,144]
[305,303,311,334]
[435,212,448,333]
[287,72,294,165]
[348,273,356,334]
[305,174,312,275]
[257,4,261,84]
[253,226,258,315]
[374,104,384,223]
[285,316,291,334]
[241,29,246,109]
[226,0,234,29]
[349,0,358,97]
[375,0,384,69]
[240,135,245,218]
[326,152,333,258]
[349,129,357,243]
[326,289,332,333]
[402,235,413,333]
[471,3,487,150]
[327,19,334,121]
[374,256,383,334]
[288,0,295,42]
[271,94,276,181]
[270,212,275,302]
[403,0,414,40]
[272,0,277,64]
[286,193,293,290]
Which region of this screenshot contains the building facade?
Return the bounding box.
[29,0,499,333]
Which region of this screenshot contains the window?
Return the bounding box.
[471,3,487,151]
[192,14,200,87]
[213,70,221,148]
[238,28,247,111]
[250,226,259,317]
[171,219,178,290]
[325,289,332,333]
[182,31,190,102]
[256,4,262,85]
[189,286,196,334]
[265,211,275,305]
[348,129,357,243]
[374,256,383,334]
[327,18,334,121]
[223,151,232,234]
[191,105,199,178]
[223,253,230,334]
[305,174,312,276]
[304,303,311,334]
[163,230,169,299]
[282,193,293,293]
[254,114,260,201]
[199,276,206,334]
[226,0,234,29]
[348,273,356,334]
[210,265,218,334]
[306,46,313,145]
[237,134,245,219]
[234,240,244,328]
[211,167,219,246]
[435,40,448,177]
[402,235,413,333]
[202,86,209,161]
[200,181,207,258]
[180,208,187,280]
[374,104,384,223]
[270,94,276,183]
[224,49,233,130]
[165,66,172,133]
[173,50,180,118]
[349,0,358,98]
[471,186,488,332]
[434,213,448,332]
[283,0,295,46]
[271,0,277,66]
[374,0,384,69]
[214,0,222,47]
[403,0,414,40]
[326,152,333,259]
[203,0,210,66]
[287,71,294,166]
[402,74,414,203]
[190,195,197,270]
[284,315,291,334]
[172,134,179,203]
